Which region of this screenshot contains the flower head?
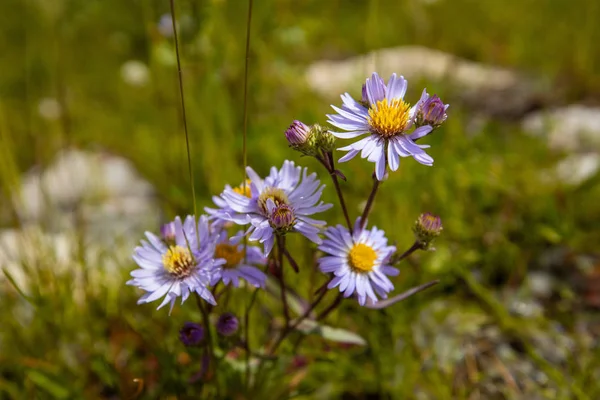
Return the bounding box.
[318,218,399,305]
[414,90,448,128]
[285,120,312,146]
[179,322,204,346]
[216,313,239,336]
[128,215,224,313]
[327,72,437,180]
[413,213,443,248]
[206,160,332,255]
[212,229,267,287]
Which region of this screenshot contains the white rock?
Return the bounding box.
[555,153,600,185]
[13,148,159,242]
[306,46,544,116]
[522,105,600,152]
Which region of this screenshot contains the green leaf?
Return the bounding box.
[295,319,366,345]
[26,370,70,399]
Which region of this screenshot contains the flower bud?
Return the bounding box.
[216,312,239,336]
[415,92,448,128]
[179,322,204,346]
[285,120,311,146]
[269,204,296,233]
[316,128,337,153]
[413,213,443,248]
[161,221,177,244]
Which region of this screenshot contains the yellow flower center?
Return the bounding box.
[258,187,289,215]
[214,243,245,269]
[233,180,252,198]
[162,245,195,277]
[368,98,411,138]
[347,243,377,273]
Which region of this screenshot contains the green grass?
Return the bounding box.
[2,0,600,398]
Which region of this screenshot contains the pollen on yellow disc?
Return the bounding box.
[368,98,411,138]
[233,180,252,198]
[347,243,377,273]
[162,245,194,277]
[215,243,245,269]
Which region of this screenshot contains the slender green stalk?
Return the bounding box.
[241,0,254,391]
[360,177,380,230]
[326,152,353,232]
[277,236,291,325]
[195,294,219,394]
[169,0,197,219]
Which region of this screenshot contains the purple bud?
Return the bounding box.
[179,322,204,346]
[160,221,177,243]
[417,94,448,127]
[216,313,239,336]
[269,204,296,230]
[413,213,443,248]
[361,83,368,104]
[285,120,311,145]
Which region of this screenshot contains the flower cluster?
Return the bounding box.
[126,72,448,389]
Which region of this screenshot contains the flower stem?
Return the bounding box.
[316,292,343,321]
[195,293,218,392]
[277,236,291,325]
[360,176,380,231]
[243,286,260,390]
[392,241,423,265]
[319,152,352,232]
[169,0,197,221]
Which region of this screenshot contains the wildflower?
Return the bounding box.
[128,216,224,313]
[285,121,336,156]
[413,213,443,248]
[216,313,239,336]
[414,90,448,128]
[212,229,267,287]
[327,72,436,180]
[207,160,332,255]
[206,180,252,227]
[160,221,177,244]
[318,218,398,305]
[157,14,175,38]
[179,322,204,346]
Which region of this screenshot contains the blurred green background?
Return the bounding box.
[2,0,600,398]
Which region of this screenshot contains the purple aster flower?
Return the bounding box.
[179,322,204,346]
[216,312,239,336]
[206,180,251,228]
[206,160,333,255]
[318,218,399,306]
[211,229,267,288]
[128,215,224,313]
[414,90,449,128]
[327,72,437,180]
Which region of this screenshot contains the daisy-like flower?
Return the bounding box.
[327,72,437,180]
[128,215,224,313]
[318,218,399,305]
[212,229,267,287]
[206,180,252,228]
[207,160,333,255]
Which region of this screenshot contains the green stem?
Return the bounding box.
[360,176,380,231]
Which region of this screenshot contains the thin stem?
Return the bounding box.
[326,152,353,232]
[392,241,423,265]
[277,236,291,325]
[169,0,197,219]
[196,294,218,392]
[360,177,380,231]
[244,285,260,390]
[316,292,343,321]
[267,279,330,355]
[283,247,299,273]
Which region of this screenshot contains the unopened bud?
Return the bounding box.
[415,91,448,128]
[316,128,336,153]
[269,204,296,233]
[285,120,311,145]
[216,313,239,336]
[179,322,204,346]
[413,213,443,248]
[161,221,177,244]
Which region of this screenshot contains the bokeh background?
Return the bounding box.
[2,0,600,398]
